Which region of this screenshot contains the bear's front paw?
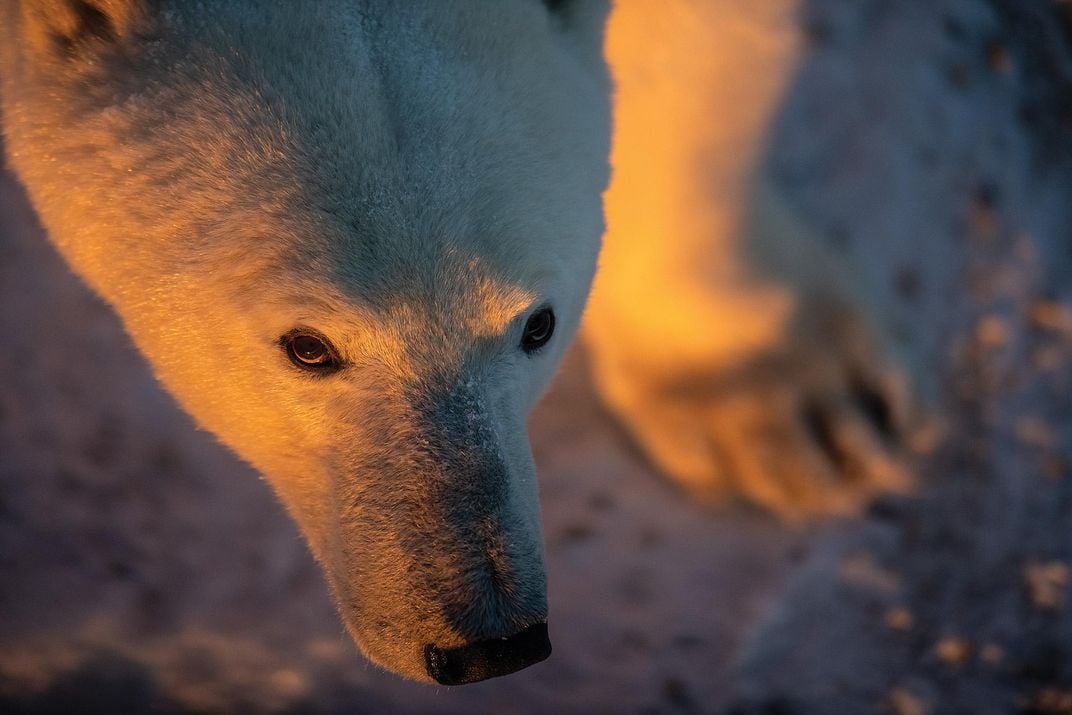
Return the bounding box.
[592,299,916,519]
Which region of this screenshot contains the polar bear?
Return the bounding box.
[1,0,613,684]
[0,0,910,686]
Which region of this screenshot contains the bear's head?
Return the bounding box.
[1,0,612,683]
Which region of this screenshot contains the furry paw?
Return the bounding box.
[602,301,913,518]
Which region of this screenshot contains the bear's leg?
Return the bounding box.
[586,0,916,517]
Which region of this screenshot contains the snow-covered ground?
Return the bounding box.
[2,0,1072,712]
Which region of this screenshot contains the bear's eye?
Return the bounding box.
[283,332,340,372]
[521,306,555,354]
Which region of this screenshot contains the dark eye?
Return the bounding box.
[521,306,555,354]
[283,332,340,372]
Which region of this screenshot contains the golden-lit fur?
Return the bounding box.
[1,0,912,684]
[1,0,611,681]
[588,0,912,517]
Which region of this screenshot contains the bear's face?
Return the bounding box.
[2,0,611,682]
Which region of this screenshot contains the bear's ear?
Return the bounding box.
[18,0,150,59]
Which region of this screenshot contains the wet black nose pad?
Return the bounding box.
[424,622,551,685]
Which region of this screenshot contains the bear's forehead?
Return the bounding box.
[330,248,541,338]
[234,240,541,354]
[155,2,591,275]
[58,2,605,303]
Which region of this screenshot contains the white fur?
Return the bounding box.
[1,0,913,684]
[587,0,913,518]
[1,0,611,681]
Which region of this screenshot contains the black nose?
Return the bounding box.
[424,622,551,685]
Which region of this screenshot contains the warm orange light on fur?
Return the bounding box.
[586,1,911,515]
